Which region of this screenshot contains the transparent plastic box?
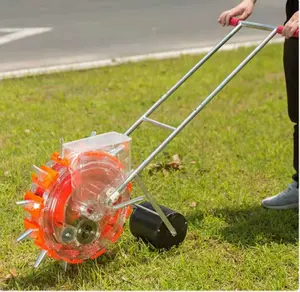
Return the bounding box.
[31,131,133,262]
[62,131,131,174]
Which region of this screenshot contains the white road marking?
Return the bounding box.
[0,37,283,80]
[0,27,52,46]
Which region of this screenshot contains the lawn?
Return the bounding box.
[0,43,298,291]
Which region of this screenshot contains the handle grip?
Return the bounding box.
[229,17,299,38]
[276,25,299,38]
[229,18,241,27]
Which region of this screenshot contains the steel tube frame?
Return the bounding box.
[124,24,243,136]
[240,20,277,32]
[109,22,278,236]
[143,117,176,131]
[118,29,277,193]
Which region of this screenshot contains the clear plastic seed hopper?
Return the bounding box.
[16,19,299,269]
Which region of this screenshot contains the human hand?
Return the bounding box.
[218,0,256,26]
[282,11,299,39]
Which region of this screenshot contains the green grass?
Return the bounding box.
[0,43,298,291]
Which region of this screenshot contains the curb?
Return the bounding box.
[0,38,283,80]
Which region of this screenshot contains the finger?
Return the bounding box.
[286,25,293,38]
[281,24,289,37]
[284,22,295,38]
[225,7,243,26]
[288,22,298,38]
[218,11,228,26]
[221,11,231,26]
[291,19,299,33]
[225,11,235,26]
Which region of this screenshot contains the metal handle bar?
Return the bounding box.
[113,21,279,195]
[124,24,243,136]
[229,17,299,38]
[109,20,283,235]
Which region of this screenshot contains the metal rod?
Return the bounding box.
[16,228,35,242]
[16,200,34,206]
[240,20,276,32]
[113,29,277,195]
[133,203,159,216]
[124,24,242,136]
[135,176,177,236]
[143,117,176,131]
[109,144,125,156]
[112,196,145,210]
[34,250,48,268]
[59,137,64,158]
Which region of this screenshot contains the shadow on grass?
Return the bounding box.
[3,247,120,291]
[4,206,298,290]
[187,205,298,246]
[3,237,175,290]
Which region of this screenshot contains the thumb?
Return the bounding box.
[225,7,243,25]
[239,9,251,20]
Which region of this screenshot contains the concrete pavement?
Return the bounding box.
[0,0,285,73]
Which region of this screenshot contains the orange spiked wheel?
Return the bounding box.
[19,150,132,266]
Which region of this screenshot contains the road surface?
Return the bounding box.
[0,0,285,73]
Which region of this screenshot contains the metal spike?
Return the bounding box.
[32,165,48,177]
[46,160,55,167]
[30,183,38,193]
[113,196,144,210]
[16,200,34,206]
[16,228,35,242]
[62,261,68,272]
[34,250,48,268]
[59,137,64,158]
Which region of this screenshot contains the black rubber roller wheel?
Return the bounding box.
[129,202,188,250]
